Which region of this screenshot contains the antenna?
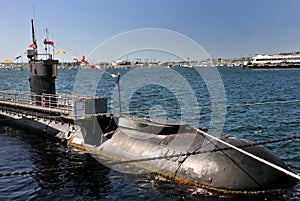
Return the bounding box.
[32,3,36,20]
[31,19,37,48]
[45,28,48,56]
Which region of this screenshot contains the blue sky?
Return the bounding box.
[1,0,300,62]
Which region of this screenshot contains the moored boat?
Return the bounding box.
[0,20,298,196]
[247,52,300,68]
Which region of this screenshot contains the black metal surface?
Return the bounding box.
[29,60,58,105]
[99,117,298,192]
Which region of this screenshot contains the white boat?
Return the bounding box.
[248,52,300,68]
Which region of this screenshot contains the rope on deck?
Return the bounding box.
[0,132,299,178]
[195,128,300,181]
[112,99,300,115]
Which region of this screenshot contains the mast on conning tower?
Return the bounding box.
[27,19,58,106]
[31,19,37,49]
[27,19,38,61]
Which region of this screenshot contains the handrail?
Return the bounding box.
[0,89,106,119]
[0,90,77,116]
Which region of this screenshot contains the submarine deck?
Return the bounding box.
[0,89,108,122]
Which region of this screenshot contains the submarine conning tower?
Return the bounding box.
[27,19,58,106]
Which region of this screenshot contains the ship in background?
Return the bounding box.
[246,52,300,68]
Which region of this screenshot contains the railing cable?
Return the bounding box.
[194,128,300,180]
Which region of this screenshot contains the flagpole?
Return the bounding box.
[111,73,121,116]
[117,73,121,115]
[52,34,54,59]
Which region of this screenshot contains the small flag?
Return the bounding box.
[73,57,79,62]
[14,55,21,60]
[81,55,89,64]
[111,73,119,78]
[91,65,100,70]
[44,39,54,45]
[81,55,86,62]
[29,43,37,49]
[54,50,66,57]
[111,73,120,84]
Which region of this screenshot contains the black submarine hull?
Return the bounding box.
[0,106,297,194]
[97,116,297,194]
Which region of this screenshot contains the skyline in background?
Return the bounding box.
[1,0,300,62]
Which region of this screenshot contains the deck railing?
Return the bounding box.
[0,90,77,116]
[0,90,107,119]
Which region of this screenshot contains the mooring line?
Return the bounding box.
[101,134,300,166]
[0,133,299,178]
[110,99,300,116]
[0,164,84,178]
[194,128,300,181]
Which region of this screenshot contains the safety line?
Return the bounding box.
[110,99,300,115]
[194,128,300,181]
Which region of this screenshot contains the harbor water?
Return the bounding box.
[0,66,299,200]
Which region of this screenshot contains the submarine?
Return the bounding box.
[0,20,298,196]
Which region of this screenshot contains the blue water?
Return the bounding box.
[0,66,299,200]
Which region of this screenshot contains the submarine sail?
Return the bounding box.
[27,19,58,106]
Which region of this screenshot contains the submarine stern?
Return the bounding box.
[176,137,298,193]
